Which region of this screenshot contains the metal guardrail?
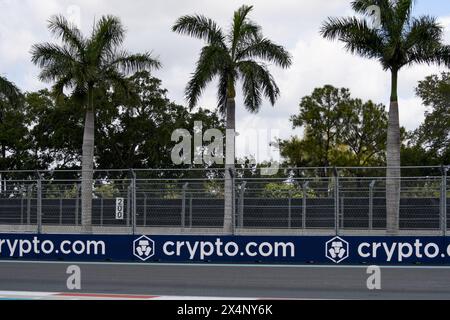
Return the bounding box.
[0,167,448,235]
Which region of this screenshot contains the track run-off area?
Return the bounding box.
[0,261,450,299]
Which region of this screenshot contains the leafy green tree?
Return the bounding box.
[0,96,30,171]
[26,89,84,170]
[321,0,450,233]
[172,4,292,232]
[280,85,388,172]
[290,85,350,170]
[0,76,28,174]
[31,15,161,232]
[413,72,450,157]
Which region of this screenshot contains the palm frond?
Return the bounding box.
[31,43,79,82]
[405,16,443,49]
[172,14,225,46]
[237,37,292,68]
[321,17,384,61]
[0,75,21,103]
[185,45,229,110]
[404,16,446,67]
[88,15,125,63]
[238,60,280,112]
[52,75,77,98]
[230,5,258,55]
[106,51,161,74]
[48,15,85,53]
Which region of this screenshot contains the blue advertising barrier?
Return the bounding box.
[0,233,449,265]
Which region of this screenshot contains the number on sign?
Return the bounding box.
[116,198,124,220]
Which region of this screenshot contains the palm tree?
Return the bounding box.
[31,15,161,233]
[0,75,21,103]
[173,5,292,233]
[321,0,450,234]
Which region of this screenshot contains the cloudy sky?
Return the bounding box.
[1,0,449,160]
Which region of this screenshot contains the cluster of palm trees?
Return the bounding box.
[0,0,448,234]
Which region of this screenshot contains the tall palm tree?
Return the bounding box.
[31,15,161,233]
[0,75,21,104]
[321,0,450,234]
[173,5,292,233]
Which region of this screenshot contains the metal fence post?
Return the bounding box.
[334,168,339,236]
[59,192,63,225]
[288,190,292,229]
[143,192,147,227]
[229,168,236,235]
[441,166,448,236]
[302,181,309,230]
[369,180,376,231]
[100,197,104,227]
[20,193,24,224]
[189,193,193,228]
[36,172,42,234]
[26,185,32,225]
[131,170,137,235]
[181,183,189,228]
[126,185,131,227]
[445,167,448,236]
[74,184,80,226]
[238,181,246,228]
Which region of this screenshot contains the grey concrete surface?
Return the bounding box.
[0,261,449,299]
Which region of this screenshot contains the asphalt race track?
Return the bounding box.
[0,261,450,299]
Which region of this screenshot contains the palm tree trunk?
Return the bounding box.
[81,86,95,233]
[224,97,236,234]
[386,70,400,235]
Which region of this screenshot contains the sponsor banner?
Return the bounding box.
[0,234,449,265]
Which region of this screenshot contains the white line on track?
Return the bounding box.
[0,290,258,300]
[0,259,450,269]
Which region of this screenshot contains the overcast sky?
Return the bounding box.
[1,0,449,160]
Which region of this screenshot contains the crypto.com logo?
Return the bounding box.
[326,237,349,264]
[133,236,155,261]
[171,121,280,175]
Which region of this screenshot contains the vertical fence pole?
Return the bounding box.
[182,183,189,228]
[302,182,309,230]
[445,167,448,237]
[36,173,42,234]
[189,193,193,228]
[126,185,131,227]
[26,185,31,225]
[143,193,147,227]
[334,168,339,236]
[239,181,246,228]
[20,193,24,225]
[369,180,376,231]
[75,184,80,226]
[229,168,236,235]
[441,166,448,237]
[100,197,104,227]
[59,192,63,226]
[20,192,24,224]
[131,170,137,235]
[288,190,292,229]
